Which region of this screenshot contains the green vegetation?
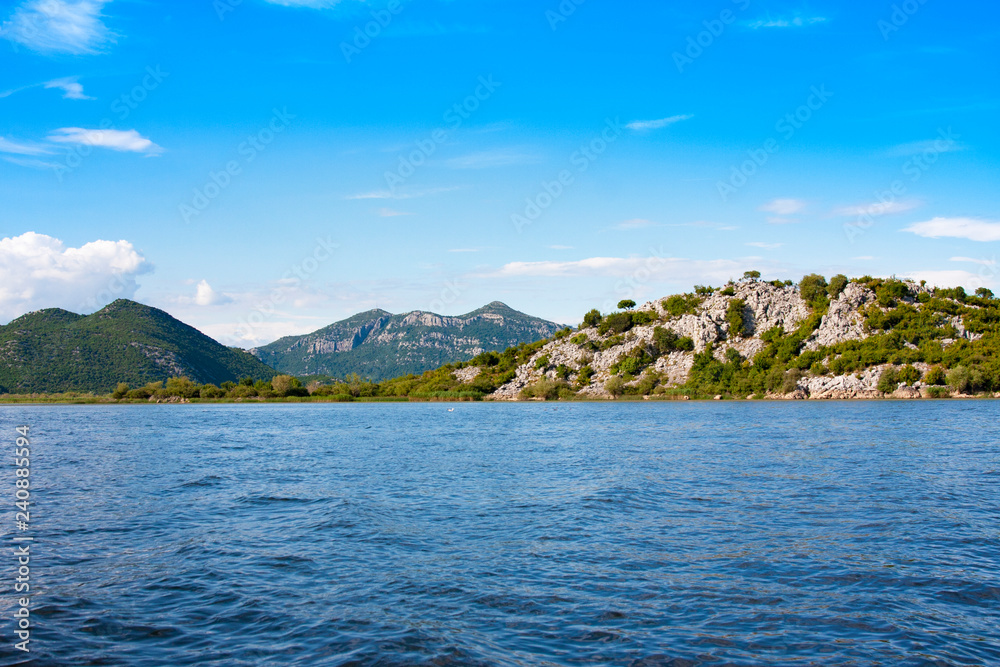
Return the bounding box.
[726,299,747,338]
[0,300,275,394]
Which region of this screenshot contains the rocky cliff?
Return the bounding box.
[442,279,991,400]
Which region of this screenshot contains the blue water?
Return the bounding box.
[1,402,999,666]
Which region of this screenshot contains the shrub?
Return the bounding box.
[582,309,602,328]
[112,383,130,399]
[926,386,951,398]
[663,294,701,317]
[924,366,946,385]
[534,355,550,370]
[200,384,226,399]
[782,368,804,394]
[877,367,899,393]
[694,285,715,296]
[555,364,571,380]
[676,336,695,351]
[726,299,748,338]
[553,327,572,339]
[604,376,625,397]
[598,312,633,335]
[570,333,588,345]
[576,365,595,386]
[653,326,679,354]
[631,310,655,326]
[947,365,985,394]
[720,285,735,296]
[810,362,828,375]
[897,365,922,385]
[521,379,569,400]
[125,387,151,400]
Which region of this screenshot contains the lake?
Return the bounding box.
[1,402,998,665]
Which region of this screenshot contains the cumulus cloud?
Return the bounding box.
[46,128,163,154]
[760,198,806,215]
[626,115,693,131]
[0,0,114,55]
[194,280,232,306]
[903,270,994,291]
[951,256,996,266]
[903,217,1000,242]
[0,232,150,322]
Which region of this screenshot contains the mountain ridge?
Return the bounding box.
[250,301,563,380]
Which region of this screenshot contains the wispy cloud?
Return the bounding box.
[951,256,996,266]
[44,77,93,100]
[885,138,965,157]
[378,208,413,217]
[904,217,1000,242]
[448,248,480,253]
[834,200,921,217]
[747,15,827,29]
[446,150,541,170]
[2,155,62,170]
[47,128,163,154]
[626,115,693,131]
[746,242,783,249]
[760,198,806,215]
[489,256,748,281]
[346,186,460,201]
[0,136,52,156]
[0,0,114,55]
[614,218,659,230]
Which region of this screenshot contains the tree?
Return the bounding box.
[617,299,636,311]
[604,376,625,397]
[582,309,602,328]
[828,274,848,299]
[112,383,130,399]
[742,270,761,282]
[976,287,995,299]
[799,274,829,307]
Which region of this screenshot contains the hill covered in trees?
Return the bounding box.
[250,301,563,381]
[0,300,276,393]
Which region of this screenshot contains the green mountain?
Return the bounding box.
[250,301,563,380]
[0,300,276,393]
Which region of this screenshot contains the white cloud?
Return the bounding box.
[489,256,747,282]
[46,127,163,154]
[834,200,921,217]
[193,280,231,307]
[0,0,114,55]
[345,186,460,200]
[886,138,965,157]
[0,136,51,156]
[448,248,479,253]
[950,256,996,266]
[904,217,1000,242]
[626,115,693,131]
[746,242,783,249]
[747,15,827,29]
[43,77,92,99]
[446,150,541,169]
[0,232,150,322]
[760,198,806,215]
[615,218,658,230]
[902,270,994,291]
[378,208,413,217]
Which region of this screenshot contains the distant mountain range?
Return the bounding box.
[250,302,563,381]
[0,300,275,394]
[0,300,561,393]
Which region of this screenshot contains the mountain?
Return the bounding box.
[250,301,563,381]
[0,300,276,393]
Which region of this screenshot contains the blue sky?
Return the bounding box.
[1,0,998,344]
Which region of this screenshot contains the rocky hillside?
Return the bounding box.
[435,277,997,400]
[0,300,276,394]
[251,302,563,381]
